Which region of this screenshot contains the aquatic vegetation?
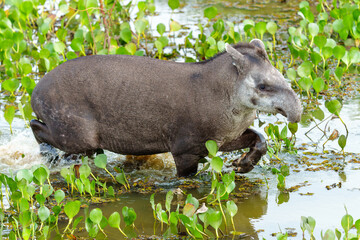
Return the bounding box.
[150,140,241,239]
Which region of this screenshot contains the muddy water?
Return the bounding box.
[1,0,360,238]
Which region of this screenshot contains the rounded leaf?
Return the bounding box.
[325,100,342,116]
[16,169,33,183]
[205,140,218,157]
[297,61,313,78]
[94,154,107,169]
[157,23,166,36]
[210,156,223,173]
[54,190,65,204]
[313,77,325,93]
[168,0,179,10]
[64,200,81,219]
[266,21,278,35]
[204,6,217,20]
[338,135,347,150]
[308,23,319,37]
[38,206,50,222]
[90,208,103,225]
[108,212,121,228]
[226,201,238,217]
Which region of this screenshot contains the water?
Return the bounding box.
[1,0,360,238]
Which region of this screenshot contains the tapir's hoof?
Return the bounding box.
[233,155,255,173]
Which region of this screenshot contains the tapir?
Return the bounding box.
[30,39,302,177]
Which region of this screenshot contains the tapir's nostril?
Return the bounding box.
[276,108,287,117]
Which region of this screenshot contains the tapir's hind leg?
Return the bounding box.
[220,128,267,173]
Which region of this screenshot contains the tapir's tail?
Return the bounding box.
[30,120,57,148]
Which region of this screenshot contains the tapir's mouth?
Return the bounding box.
[276,108,287,118]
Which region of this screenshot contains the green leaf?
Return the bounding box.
[122,206,136,226]
[206,211,222,230]
[325,99,342,116]
[297,61,313,77]
[210,156,223,173]
[341,214,353,233]
[53,42,66,54]
[286,68,297,81]
[183,203,196,217]
[338,135,347,150]
[54,190,65,204]
[311,52,322,65]
[168,0,179,10]
[115,172,127,187]
[322,47,333,60]
[94,154,107,169]
[255,21,267,38]
[70,38,83,52]
[33,167,48,185]
[135,19,147,34]
[108,212,121,228]
[39,48,50,59]
[79,164,91,179]
[322,229,335,240]
[226,201,238,217]
[314,35,327,49]
[299,77,312,92]
[120,28,132,43]
[21,77,36,95]
[205,140,218,157]
[170,20,181,32]
[334,67,344,82]
[280,165,290,177]
[312,108,325,121]
[64,200,81,219]
[204,6,217,20]
[280,126,288,140]
[157,23,166,36]
[165,190,173,213]
[288,122,298,135]
[2,78,20,93]
[90,208,103,225]
[333,45,346,60]
[158,36,169,47]
[116,47,131,55]
[155,40,163,54]
[16,169,33,183]
[313,77,325,93]
[20,1,33,16]
[308,23,319,37]
[38,206,50,222]
[266,21,278,35]
[42,184,53,198]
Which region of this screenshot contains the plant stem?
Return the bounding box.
[118,226,127,237]
[218,198,227,232]
[62,218,73,237]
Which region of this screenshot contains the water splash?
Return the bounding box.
[0,128,45,174]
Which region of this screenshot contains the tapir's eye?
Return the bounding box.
[258,84,266,90]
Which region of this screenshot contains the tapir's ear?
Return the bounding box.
[250,39,265,50]
[225,43,246,73]
[250,39,269,59]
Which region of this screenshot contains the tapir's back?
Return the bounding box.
[31,55,204,154]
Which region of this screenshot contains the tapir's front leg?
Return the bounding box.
[220,128,267,173]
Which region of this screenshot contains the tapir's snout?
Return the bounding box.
[275,87,302,123]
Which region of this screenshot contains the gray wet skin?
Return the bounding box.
[30,39,302,177]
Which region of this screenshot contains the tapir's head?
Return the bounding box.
[226,40,302,123]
